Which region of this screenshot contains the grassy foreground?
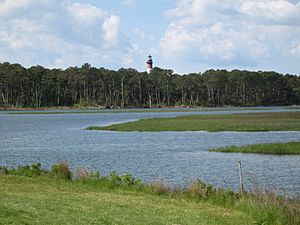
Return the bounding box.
[86,112,300,132]
[0,163,299,225]
[210,142,300,155]
[0,175,253,225]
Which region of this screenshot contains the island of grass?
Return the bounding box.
[1,163,299,225]
[86,112,300,132]
[209,142,300,155]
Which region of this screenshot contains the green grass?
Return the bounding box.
[0,175,253,225]
[86,112,300,132]
[210,142,300,155]
[0,163,299,225]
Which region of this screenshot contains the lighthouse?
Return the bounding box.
[146,55,153,74]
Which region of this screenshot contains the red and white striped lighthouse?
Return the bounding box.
[146,55,153,74]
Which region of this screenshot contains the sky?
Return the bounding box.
[0,0,300,75]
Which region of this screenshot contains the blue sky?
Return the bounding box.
[0,0,300,74]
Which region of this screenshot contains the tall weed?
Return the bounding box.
[51,161,72,179]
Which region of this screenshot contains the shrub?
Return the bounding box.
[5,163,46,177]
[188,180,210,199]
[88,171,101,181]
[187,180,240,207]
[121,173,142,187]
[51,161,71,180]
[108,171,122,188]
[0,166,8,174]
[31,163,42,176]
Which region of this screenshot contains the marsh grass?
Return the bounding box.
[86,112,300,132]
[210,142,300,155]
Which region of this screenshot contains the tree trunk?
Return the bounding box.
[148,93,152,108]
[121,77,124,108]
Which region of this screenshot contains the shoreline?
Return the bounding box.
[1,105,299,111]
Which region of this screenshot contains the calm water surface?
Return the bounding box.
[0,108,299,196]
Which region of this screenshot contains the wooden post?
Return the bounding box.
[237,161,244,193]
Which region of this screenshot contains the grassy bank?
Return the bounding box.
[0,175,253,225]
[86,112,300,132]
[0,163,299,225]
[210,142,300,155]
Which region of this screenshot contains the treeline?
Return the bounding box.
[0,62,299,108]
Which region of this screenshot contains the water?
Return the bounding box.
[0,108,299,196]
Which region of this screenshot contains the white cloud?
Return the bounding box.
[239,0,300,25]
[1,0,299,73]
[161,0,300,68]
[0,0,35,15]
[67,3,106,26]
[0,0,60,17]
[0,0,132,69]
[102,15,120,45]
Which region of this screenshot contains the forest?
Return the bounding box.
[0,62,299,108]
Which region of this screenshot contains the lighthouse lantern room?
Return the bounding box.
[146,55,153,74]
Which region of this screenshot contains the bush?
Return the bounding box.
[51,161,72,180]
[108,171,122,187]
[121,173,142,187]
[0,166,8,174]
[105,171,142,188]
[188,180,214,199]
[88,171,101,181]
[31,163,42,175]
[4,163,46,177]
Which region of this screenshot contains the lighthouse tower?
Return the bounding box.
[146,55,153,74]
